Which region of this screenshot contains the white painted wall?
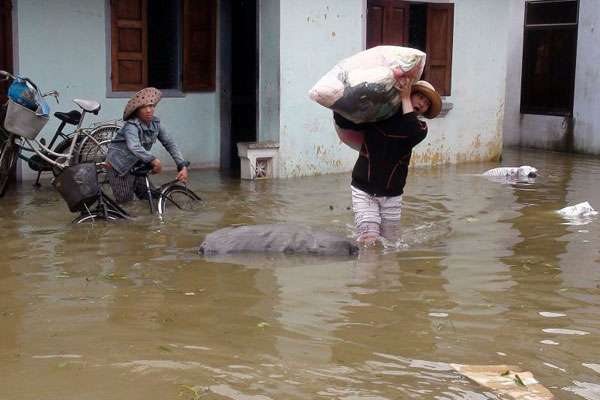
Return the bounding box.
[572,0,600,154]
[412,0,509,166]
[275,0,509,178]
[277,0,364,178]
[258,0,280,143]
[13,0,220,181]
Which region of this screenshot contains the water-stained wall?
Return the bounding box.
[275,0,508,178]
[504,0,600,155]
[411,0,508,167]
[571,0,600,154]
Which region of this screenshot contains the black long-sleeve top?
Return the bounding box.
[334,110,428,197]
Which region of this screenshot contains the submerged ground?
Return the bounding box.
[1,148,599,399]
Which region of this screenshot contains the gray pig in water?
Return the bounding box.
[199,224,359,256]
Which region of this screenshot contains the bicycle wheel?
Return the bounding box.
[158,185,202,215]
[73,209,127,224]
[0,135,18,197]
[77,125,120,164]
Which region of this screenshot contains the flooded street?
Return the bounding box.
[1,147,600,399]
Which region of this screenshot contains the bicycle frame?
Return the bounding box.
[1,70,119,171]
[17,109,96,169]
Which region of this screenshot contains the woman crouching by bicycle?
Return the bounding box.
[105,87,190,203]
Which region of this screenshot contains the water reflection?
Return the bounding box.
[1,149,600,399]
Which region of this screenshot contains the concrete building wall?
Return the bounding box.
[258,0,280,143]
[277,0,364,178]
[572,0,600,154]
[275,0,510,178]
[504,0,600,155]
[13,0,221,180]
[412,0,509,167]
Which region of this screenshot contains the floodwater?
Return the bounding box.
[1,148,599,400]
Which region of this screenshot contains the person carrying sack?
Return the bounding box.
[334,80,442,245]
[105,87,190,203]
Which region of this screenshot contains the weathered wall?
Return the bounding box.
[571,0,600,154]
[276,0,508,178]
[258,0,280,143]
[504,0,600,155]
[277,0,364,178]
[13,0,221,181]
[411,0,508,167]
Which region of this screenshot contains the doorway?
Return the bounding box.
[0,0,14,104]
[229,0,257,171]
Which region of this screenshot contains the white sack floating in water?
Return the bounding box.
[556,202,598,218]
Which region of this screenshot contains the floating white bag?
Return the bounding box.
[309,46,426,123]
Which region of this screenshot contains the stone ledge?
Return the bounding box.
[237,141,280,150]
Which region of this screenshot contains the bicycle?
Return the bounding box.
[72,162,202,224]
[0,70,121,196]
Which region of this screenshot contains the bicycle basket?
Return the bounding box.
[3,99,49,139]
[53,163,100,212]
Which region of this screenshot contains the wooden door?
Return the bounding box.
[0,0,13,104]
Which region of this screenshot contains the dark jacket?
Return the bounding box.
[334,109,427,196]
[106,117,189,176]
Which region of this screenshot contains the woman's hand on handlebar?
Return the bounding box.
[176,166,188,183]
[151,158,162,174]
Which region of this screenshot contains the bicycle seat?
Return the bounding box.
[130,163,153,177]
[53,110,82,125]
[73,99,101,115]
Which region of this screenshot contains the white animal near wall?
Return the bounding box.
[483,166,538,179]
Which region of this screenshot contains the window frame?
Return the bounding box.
[106,0,216,97]
[365,0,454,97]
[520,0,579,116]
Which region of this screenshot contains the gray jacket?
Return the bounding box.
[106,117,189,176]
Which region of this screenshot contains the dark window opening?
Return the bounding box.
[408,3,427,52]
[521,0,579,115]
[526,0,578,25]
[230,0,257,169]
[148,0,181,89]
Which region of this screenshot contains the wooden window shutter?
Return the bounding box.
[425,3,454,96]
[367,0,409,48]
[183,0,216,91]
[111,0,148,91]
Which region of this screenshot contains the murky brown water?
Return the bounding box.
[1,148,599,399]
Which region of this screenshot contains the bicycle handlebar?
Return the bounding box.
[42,90,60,104]
[0,70,60,103]
[0,70,15,81]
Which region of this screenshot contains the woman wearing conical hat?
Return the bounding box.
[105,87,190,203]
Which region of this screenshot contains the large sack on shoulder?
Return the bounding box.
[309,46,426,123]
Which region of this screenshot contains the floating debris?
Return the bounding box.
[538,312,566,318]
[452,364,554,400]
[542,328,589,336]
